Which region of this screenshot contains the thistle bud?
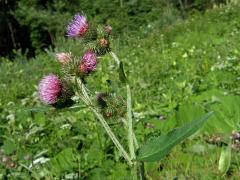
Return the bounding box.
[95,38,111,56]
[99,38,110,48]
[56,52,72,65]
[96,93,126,119]
[104,25,112,34]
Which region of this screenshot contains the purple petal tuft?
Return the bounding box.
[38,74,62,104]
[67,14,89,38]
[80,51,98,74]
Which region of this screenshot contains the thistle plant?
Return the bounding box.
[38,13,213,179]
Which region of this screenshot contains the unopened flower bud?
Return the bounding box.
[104,25,112,34]
[96,93,126,118]
[56,52,72,65]
[99,38,110,48]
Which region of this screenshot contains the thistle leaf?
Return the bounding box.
[137,112,213,162]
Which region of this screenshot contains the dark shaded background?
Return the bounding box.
[0,0,227,59]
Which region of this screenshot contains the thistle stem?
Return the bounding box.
[110,51,136,160]
[76,78,133,166]
[120,118,139,149]
[90,107,133,166]
[110,52,120,65]
[110,51,144,179]
[126,84,135,160]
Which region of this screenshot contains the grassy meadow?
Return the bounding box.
[1,2,240,179]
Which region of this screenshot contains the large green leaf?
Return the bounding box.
[191,90,240,134]
[137,112,213,162]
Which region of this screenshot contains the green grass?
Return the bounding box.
[1,3,240,179]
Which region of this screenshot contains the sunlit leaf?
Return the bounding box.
[137,112,213,162]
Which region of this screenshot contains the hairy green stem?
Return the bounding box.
[110,51,145,179]
[110,51,136,159]
[120,118,139,149]
[110,51,120,65]
[127,84,135,160]
[75,78,133,166]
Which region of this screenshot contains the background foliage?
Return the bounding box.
[1,0,240,179]
[1,0,228,57]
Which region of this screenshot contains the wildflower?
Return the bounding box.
[38,74,63,105]
[56,52,72,65]
[79,51,98,74]
[67,14,89,38]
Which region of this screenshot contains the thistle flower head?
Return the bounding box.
[56,52,72,65]
[67,14,89,38]
[80,51,98,74]
[38,74,63,105]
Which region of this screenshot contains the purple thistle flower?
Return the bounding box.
[67,14,89,38]
[38,74,63,105]
[80,51,98,74]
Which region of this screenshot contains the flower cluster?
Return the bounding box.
[37,12,139,170]
[38,13,112,107]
